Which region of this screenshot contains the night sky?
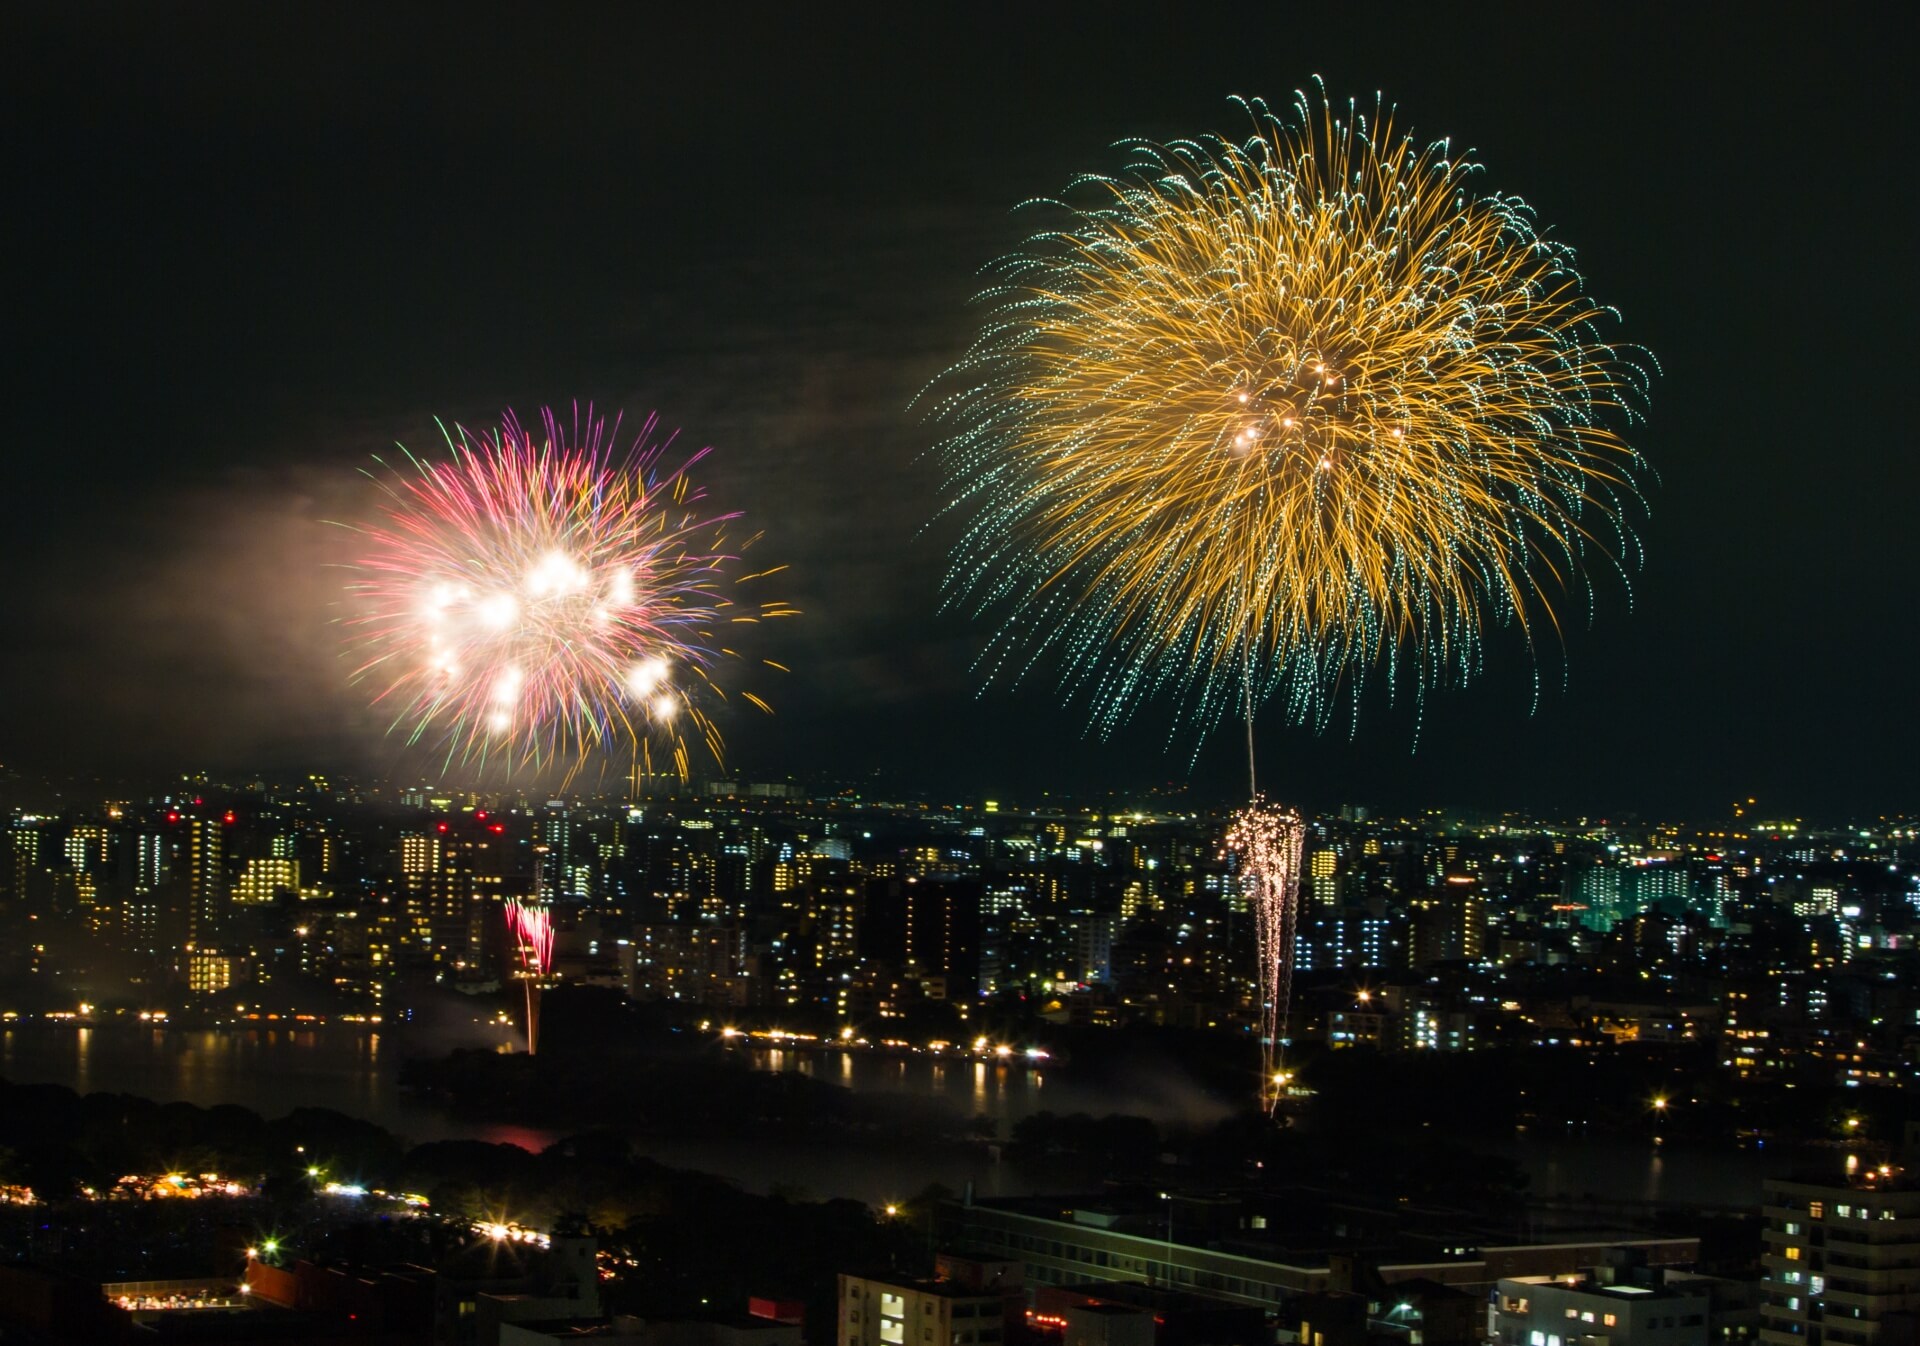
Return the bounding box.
[2,5,1913,820]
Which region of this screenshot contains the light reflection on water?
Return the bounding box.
[0,1027,1780,1209]
[1,1024,524,1150]
[1512,1132,1777,1209]
[748,1048,1073,1127]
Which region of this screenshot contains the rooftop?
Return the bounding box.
[844,1273,1010,1301]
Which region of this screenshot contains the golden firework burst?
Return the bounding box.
[933,86,1653,744]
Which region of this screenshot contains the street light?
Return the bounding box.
[1158,1190,1175,1281]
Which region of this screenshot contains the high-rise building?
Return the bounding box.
[1309,847,1339,909]
[1403,871,1485,967]
[63,826,112,874]
[187,947,242,996]
[862,877,982,1000]
[629,821,720,918]
[61,825,115,935]
[1573,861,1626,931]
[1632,864,1690,915]
[399,817,523,970]
[806,885,861,970]
[399,830,443,953]
[1690,860,1734,928]
[1761,1174,1920,1346]
[173,815,226,943]
[234,857,300,906]
[627,921,748,1004]
[1450,872,1487,963]
[121,828,168,955]
[1070,911,1116,984]
[6,820,44,905]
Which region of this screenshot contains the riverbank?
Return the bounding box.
[1,1008,1823,1213]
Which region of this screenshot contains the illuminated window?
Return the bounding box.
[1809,1202,1824,1219]
[880,1289,907,1346]
[1603,1315,1618,1328]
[1581,1313,1596,1324]
[1784,1246,1802,1260]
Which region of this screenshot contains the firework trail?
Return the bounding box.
[344,406,795,781]
[931,86,1652,1108]
[506,897,555,1054]
[1225,802,1305,1107]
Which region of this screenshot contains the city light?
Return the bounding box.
[110,1172,251,1200]
[0,32,1906,1346]
[3,770,1915,1303]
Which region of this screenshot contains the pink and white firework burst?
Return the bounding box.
[505,897,556,1054]
[1224,800,1305,1113]
[344,406,793,777]
[506,897,556,979]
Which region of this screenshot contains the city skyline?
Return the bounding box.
[9,10,1920,1343]
[3,9,1914,819]
[10,761,1913,1018]
[3,757,1915,833]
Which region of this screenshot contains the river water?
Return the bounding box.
[0,1024,1783,1209]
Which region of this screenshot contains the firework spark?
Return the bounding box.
[931,86,1652,1107]
[344,406,794,779]
[506,897,556,1054]
[932,86,1651,742]
[1224,801,1305,1113]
